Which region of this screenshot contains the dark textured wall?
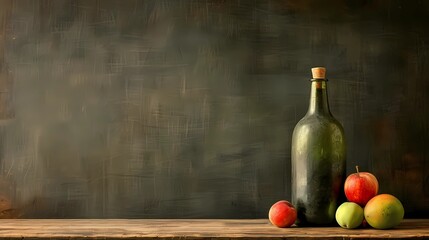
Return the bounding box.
[0,0,428,218]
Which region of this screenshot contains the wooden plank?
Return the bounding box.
[0,219,428,239]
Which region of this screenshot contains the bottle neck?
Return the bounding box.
[307,79,331,116]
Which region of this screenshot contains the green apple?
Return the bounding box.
[335,202,364,229]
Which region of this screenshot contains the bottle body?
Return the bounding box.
[291,77,346,226]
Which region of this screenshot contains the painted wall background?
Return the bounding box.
[0,0,428,218]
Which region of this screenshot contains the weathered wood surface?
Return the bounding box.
[0,219,427,239]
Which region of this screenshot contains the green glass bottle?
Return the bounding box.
[291,67,346,226]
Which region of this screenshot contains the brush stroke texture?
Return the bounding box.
[0,0,427,218]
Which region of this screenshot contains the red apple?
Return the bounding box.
[344,166,379,207]
[268,200,297,228]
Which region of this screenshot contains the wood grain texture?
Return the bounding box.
[0,219,428,239]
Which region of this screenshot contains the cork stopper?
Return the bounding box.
[311,67,326,79]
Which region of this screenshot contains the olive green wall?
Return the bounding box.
[0,0,427,218]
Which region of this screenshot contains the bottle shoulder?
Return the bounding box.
[293,114,344,133]
[291,113,347,154]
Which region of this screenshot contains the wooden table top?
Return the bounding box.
[0,219,427,239]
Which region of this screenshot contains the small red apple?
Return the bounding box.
[344,166,379,207]
[268,200,297,228]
